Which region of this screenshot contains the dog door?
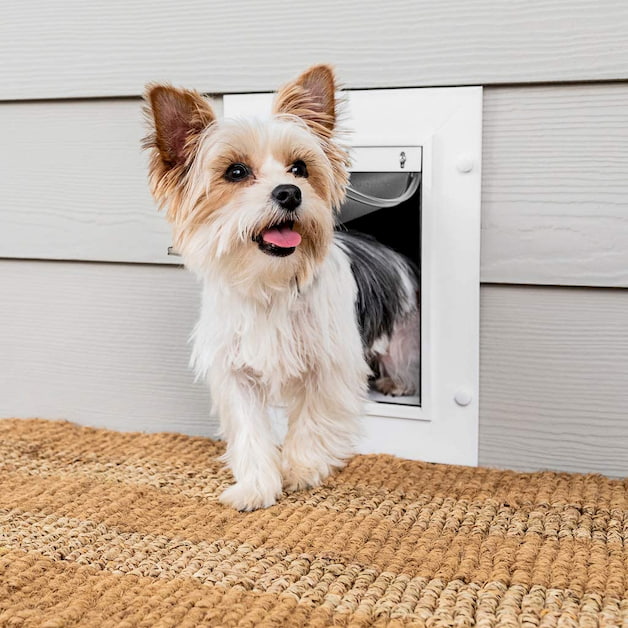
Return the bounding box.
[341,147,422,410]
[225,87,482,466]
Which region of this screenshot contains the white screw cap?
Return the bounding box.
[456,156,474,173]
[454,389,473,406]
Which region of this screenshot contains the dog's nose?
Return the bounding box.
[272,184,302,212]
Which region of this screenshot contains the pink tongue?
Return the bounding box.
[262,224,302,248]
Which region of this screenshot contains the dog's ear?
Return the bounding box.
[273,65,338,137]
[144,84,216,171]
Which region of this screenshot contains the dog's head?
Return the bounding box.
[144,65,349,295]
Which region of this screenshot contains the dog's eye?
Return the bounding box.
[289,160,308,178]
[225,163,251,182]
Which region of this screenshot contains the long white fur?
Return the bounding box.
[375,309,421,395]
[190,243,369,510]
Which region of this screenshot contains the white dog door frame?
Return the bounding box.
[225,87,482,466]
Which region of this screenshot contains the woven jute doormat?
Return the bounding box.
[1,419,627,627]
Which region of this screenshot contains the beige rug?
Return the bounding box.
[1,418,627,627]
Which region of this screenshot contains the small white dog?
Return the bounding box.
[144,65,419,510]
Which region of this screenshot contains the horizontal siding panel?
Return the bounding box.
[2,0,628,99]
[480,284,628,477]
[0,260,215,436]
[2,260,627,476]
[0,99,176,264]
[3,85,628,288]
[482,84,628,287]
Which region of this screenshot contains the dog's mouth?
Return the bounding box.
[254,220,302,257]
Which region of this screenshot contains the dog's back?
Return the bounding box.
[335,231,421,397]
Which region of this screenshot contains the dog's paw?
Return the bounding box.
[281,460,332,493]
[219,481,281,511]
[374,377,416,397]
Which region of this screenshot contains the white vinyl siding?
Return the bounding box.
[2,0,628,99]
[2,261,627,475]
[3,85,628,287]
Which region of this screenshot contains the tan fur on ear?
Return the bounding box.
[272,65,350,210]
[273,65,338,138]
[143,84,216,208]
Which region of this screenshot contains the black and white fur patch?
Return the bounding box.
[335,230,421,397]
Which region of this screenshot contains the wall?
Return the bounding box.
[2,0,627,475]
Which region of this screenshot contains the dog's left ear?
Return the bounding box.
[273,65,338,137]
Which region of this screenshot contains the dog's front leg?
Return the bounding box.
[213,370,282,511]
[282,374,364,492]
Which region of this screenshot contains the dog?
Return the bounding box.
[143,65,420,510]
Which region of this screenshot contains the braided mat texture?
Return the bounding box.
[1,419,627,627]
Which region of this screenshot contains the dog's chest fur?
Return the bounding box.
[191,244,366,397]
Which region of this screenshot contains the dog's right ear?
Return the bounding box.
[143,85,216,191]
